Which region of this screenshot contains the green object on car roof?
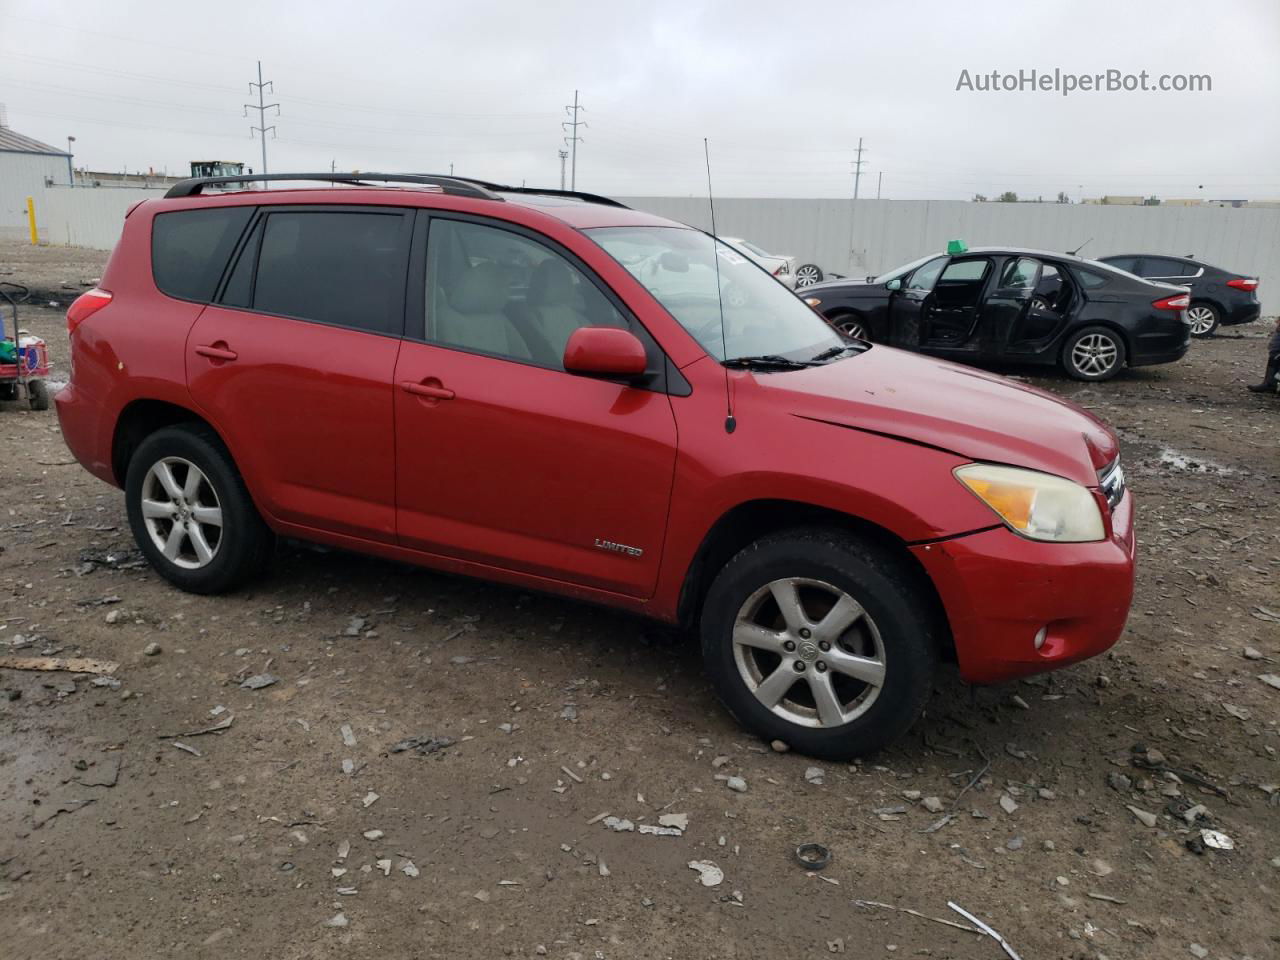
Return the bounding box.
[946,239,968,255]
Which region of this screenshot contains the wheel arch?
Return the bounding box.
[675,498,954,661]
[111,399,231,487]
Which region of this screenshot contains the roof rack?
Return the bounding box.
[164,172,502,200]
[463,180,631,209]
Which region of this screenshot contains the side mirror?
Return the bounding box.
[563,327,648,379]
[885,277,902,291]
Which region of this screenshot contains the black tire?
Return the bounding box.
[1186,301,1220,338]
[1062,325,1126,381]
[699,529,936,759]
[27,380,49,411]
[832,313,871,341]
[125,424,273,594]
[795,264,824,288]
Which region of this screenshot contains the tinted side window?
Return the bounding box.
[905,257,948,291]
[152,207,253,302]
[1142,257,1189,277]
[1072,267,1111,289]
[1103,257,1139,273]
[938,259,989,283]
[424,218,626,369]
[251,210,410,334]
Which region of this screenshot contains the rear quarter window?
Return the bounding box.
[1071,267,1111,289]
[152,207,254,302]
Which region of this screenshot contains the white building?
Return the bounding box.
[0,122,71,240]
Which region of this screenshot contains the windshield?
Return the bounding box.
[872,253,944,285]
[588,226,843,362]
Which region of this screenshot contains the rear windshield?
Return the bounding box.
[152,207,253,302]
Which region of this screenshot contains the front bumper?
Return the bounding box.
[911,490,1135,684]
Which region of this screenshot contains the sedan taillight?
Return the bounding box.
[1152,293,1189,310]
[1227,277,1259,292]
[66,288,112,334]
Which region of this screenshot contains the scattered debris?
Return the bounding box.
[0,655,118,675]
[999,794,1018,815]
[340,724,357,747]
[322,913,348,928]
[1200,829,1234,850]
[1127,805,1158,828]
[687,860,723,887]
[794,843,832,871]
[770,739,789,753]
[852,900,981,935]
[725,776,747,793]
[638,824,682,837]
[559,765,584,784]
[1087,893,1128,905]
[240,674,278,690]
[170,741,202,757]
[389,735,456,756]
[362,829,384,840]
[947,902,1023,960]
[143,642,162,656]
[157,714,234,739]
[603,816,634,832]
[657,813,689,831]
[1258,673,1280,691]
[362,791,379,808]
[804,766,825,785]
[922,796,945,813]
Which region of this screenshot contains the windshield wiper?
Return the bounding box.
[722,354,814,369]
[807,344,859,363]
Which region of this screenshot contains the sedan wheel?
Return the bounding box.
[795,264,823,288]
[1064,326,1126,381]
[140,457,223,569]
[1186,304,1219,337]
[836,317,868,340]
[732,578,886,729]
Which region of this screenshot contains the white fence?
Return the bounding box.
[34,185,163,250]
[22,187,1280,312]
[618,197,1280,299]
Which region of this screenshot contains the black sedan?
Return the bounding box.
[801,246,1192,381]
[1098,254,1261,337]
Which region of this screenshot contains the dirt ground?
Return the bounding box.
[2,240,1278,960]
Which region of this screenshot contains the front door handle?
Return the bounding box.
[195,343,238,361]
[400,379,455,401]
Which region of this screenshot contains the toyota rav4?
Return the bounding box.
[56,173,1136,757]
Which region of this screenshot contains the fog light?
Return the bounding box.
[1034,626,1048,651]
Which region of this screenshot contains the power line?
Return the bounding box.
[244,60,279,174]
[563,89,586,190]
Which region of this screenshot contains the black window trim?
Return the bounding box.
[406,209,684,395]
[212,203,414,341]
[152,204,258,306]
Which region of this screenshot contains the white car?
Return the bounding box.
[721,237,801,289]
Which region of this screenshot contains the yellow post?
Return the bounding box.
[26,196,38,245]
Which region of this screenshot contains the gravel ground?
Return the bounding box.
[1,240,1279,960]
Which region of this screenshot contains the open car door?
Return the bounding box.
[887,255,948,350]
[977,256,1041,360]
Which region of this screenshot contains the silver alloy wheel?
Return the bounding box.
[795,264,822,287]
[1186,305,1216,335]
[732,577,886,729]
[140,456,223,570]
[1070,332,1120,377]
[838,318,867,340]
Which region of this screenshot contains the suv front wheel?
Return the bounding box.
[125,424,272,594]
[700,530,935,758]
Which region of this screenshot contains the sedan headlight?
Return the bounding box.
[955,463,1104,543]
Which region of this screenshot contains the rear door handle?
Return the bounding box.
[195,344,238,361]
[399,380,455,401]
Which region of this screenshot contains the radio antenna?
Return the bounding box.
[1066,237,1092,257]
[705,138,735,434]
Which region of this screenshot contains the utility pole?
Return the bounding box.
[876,171,882,200]
[558,149,569,190]
[563,89,586,191]
[851,137,866,200]
[244,61,279,174]
[449,163,454,176]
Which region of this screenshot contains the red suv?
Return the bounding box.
[56,173,1135,757]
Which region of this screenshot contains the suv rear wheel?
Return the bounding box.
[699,530,935,758]
[125,424,272,594]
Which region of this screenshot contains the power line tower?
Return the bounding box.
[851,137,866,200]
[562,90,586,190]
[244,61,279,174]
[558,149,569,190]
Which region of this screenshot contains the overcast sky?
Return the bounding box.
[3,0,1278,200]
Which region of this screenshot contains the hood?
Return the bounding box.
[760,346,1117,486]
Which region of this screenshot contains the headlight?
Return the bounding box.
[804,297,822,307]
[954,463,1104,543]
